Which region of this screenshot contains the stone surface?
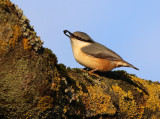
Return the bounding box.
[0,1,160,119]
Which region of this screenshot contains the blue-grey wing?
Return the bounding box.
[81,42,123,61]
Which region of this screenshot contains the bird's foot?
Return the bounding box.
[88,69,99,78]
[80,68,99,77]
[88,71,99,77]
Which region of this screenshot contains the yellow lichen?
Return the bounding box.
[0,0,13,7]
[112,85,139,118]
[24,111,32,119]
[51,68,61,91]
[9,25,22,47]
[23,38,32,50]
[127,90,134,99]
[37,96,54,112]
[112,75,160,118]
[131,76,160,112]
[63,105,69,113]
[80,84,116,116]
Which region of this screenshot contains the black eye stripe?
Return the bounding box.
[73,35,94,43]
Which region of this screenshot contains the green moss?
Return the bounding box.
[67,67,71,71]
[44,48,57,65]
[57,63,68,77]
[78,82,88,93]
[0,40,8,54]
[72,68,83,73]
[37,96,54,112]
[44,48,52,55]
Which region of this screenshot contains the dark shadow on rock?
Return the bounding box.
[95,70,149,95]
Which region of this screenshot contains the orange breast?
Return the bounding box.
[74,50,116,71]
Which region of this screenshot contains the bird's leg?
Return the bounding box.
[80,68,99,77]
[88,69,99,77]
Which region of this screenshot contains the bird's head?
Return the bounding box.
[63,30,94,43]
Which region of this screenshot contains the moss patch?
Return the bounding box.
[37,96,54,112]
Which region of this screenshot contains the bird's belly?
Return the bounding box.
[74,50,116,71]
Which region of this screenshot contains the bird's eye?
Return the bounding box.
[75,36,82,40]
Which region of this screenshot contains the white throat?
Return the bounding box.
[70,38,90,60]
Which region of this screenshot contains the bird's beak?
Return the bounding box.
[63,30,74,38]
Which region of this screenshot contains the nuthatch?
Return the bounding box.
[64,30,139,76]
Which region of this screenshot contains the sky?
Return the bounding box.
[11,0,160,82]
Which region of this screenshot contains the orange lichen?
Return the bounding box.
[80,84,116,116]
[51,83,56,90]
[37,96,54,112]
[0,24,22,53]
[9,25,22,47]
[0,40,8,54]
[23,38,32,50]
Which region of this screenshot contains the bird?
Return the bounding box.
[63,30,139,77]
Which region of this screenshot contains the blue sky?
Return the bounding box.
[11,0,160,81]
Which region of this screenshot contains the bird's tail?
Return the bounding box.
[124,61,139,70]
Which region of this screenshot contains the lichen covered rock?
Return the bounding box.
[0,0,160,119]
[0,0,43,53]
